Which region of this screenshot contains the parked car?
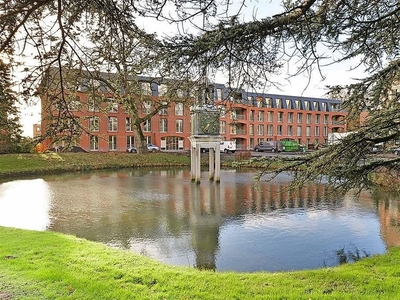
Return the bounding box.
[146,143,160,152]
[127,144,160,153]
[126,146,137,153]
[254,141,283,152]
[392,147,400,155]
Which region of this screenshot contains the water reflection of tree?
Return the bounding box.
[335,246,370,265]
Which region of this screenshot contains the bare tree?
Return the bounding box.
[2,0,400,189]
[78,25,196,153]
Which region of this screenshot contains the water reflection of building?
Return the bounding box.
[371,189,400,247]
[44,169,400,270]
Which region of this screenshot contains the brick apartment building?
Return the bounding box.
[40,78,346,152]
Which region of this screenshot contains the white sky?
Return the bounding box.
[18,0,367,137]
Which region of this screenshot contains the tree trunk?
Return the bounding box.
[133,118,147,153]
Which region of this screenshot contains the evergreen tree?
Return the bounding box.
[0,59,23,153]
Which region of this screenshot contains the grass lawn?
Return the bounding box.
[1,226,400,299]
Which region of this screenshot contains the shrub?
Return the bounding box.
[235,151,252,161]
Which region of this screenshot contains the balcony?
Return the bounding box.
[230,129,247,135]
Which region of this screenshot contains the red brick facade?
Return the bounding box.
[40,82,346,152]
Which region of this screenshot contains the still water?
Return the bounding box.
[1,168,400,272]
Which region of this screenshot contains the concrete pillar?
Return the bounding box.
[215,143,221,183]
[209,148,215,180]
[195,146,201,184]
[190,144,196,181]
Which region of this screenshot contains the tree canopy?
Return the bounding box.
[1,0,400,190]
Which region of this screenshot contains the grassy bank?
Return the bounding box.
[1,226,400,299]
[0,152,192,179]
[0,151,288,180]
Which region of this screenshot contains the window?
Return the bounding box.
[158,84,168,96]
[143,120,152,132]
[256,99,262,107]
[90,135,99,151]
[126,136,135,148]
[324,115,329,124]
[287,112,294,123]
[159,102,168,115]
[63,118,79,133]
[297,113,303,123]
[257,111,264,122]
[87,96,100,112]
[287,125,293,136]
[230,124,237,134]
[257,124,264,135]
[286,99,293,109]
[249,124,254,135]
[107,99,118,113]
[277,125,283,136]
[68,96,81,111]
[304,101,310,110]
[315,126,320,136]
[175,102,184,115]
[315,114,320,124]
[264,97,272,108]
[324,126,328,136]
[295,100,301,109]
[216,89,223,100]
[109,136,117,151]
[306,126,311,136]
[218,105,226,116]
[160,118,168,132]
[125,117,133,132]
[297,126,302,137]
[267,125,273,136]
[276,98,283,108]
[142,101,152,114]
[278,112,284,122]
[230,92,242,103]
[306,113,312,124]
[175,119,183,133]
[249,110,254,121]
[314,101,320,111]
[331,103,341,112]
[108,117,118,132]
[139,82,152,95]
[220,121,226,134]
[89,117,100,132]
[322,102,327,111]
[267,111,273,122]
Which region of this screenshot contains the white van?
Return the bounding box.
[220,140,236,153]
[201,140,236,153]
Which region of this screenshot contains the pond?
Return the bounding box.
[1,168,400,272]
